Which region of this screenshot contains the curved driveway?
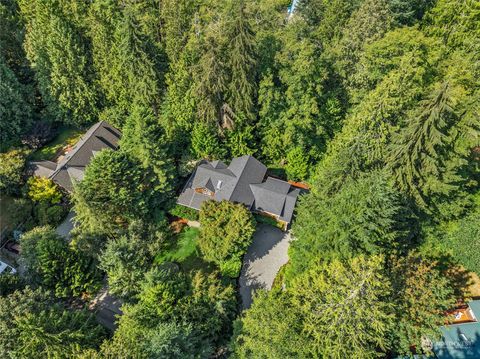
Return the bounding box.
[239,224,292,309]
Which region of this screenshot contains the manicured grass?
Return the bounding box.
[0,195,16,232]
[0,195,33,233]
[156,227,200,263]
[30,126,83,161]
[155,227,214,273]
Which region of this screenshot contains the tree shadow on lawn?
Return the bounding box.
[155,227,215,273]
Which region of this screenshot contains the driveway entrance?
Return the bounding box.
[239,224,292,309]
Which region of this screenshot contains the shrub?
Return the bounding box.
[35,202,67,226]
[219,258,242,278]
[27,177,62,204]
[169,204,199,221]
[198,200,256,278]
[254,214,284,230]
[0,149,26,195]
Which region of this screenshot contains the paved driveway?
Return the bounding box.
[239,224,292,309]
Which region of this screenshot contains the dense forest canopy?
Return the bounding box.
[0,0,479,357]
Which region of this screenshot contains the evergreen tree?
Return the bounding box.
[198,200,256,277]
[225,0,257,120]
[388,0,436,25]
[0,10,33,149]
[234,255,395,358]
[19,0,99,125]
[388,82,470,213]
[20,226,101,298]
[88,1,165,126]
[194,24,228,124]
[100,268,235,357]
[335,0,393,87]
[389,251,458,355]
[0,149,26,194]
[191,122,226,160]
[0,288,106,357]
[443,206,480,275]
[121,104,176,196]
[232,290,308,359]
[289,172,415,278]
[72,149,168,234]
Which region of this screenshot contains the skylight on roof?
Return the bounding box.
[217,180,222,189]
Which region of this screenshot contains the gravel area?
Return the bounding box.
[239,224,292,310]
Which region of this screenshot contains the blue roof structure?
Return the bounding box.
[432,300,480,359]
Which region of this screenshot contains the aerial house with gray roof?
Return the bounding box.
[177,155,303,227]
[30,121,121,192]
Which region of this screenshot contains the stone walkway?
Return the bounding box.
[55,211,75,240]
[239,224,292,309]
[89,286,123,331]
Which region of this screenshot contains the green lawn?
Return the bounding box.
[0,195,33,232]
[0,195,16,232]
[29,126,83,161]
[155,227,212,272]
[160,227,200,262]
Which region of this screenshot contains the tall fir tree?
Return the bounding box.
[225,0,257,120]
[388,82,469,213]
[19,0,99,126]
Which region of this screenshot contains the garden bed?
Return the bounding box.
[29,126,83,162]
[254,213,286,230]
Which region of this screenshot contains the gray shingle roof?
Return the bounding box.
[30,160,57,178]
[31,121,121,192]
[250,177,301,223]
[177,155,301,223]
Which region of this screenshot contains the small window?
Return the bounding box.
[217,180,222,189]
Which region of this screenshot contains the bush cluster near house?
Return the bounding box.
[198,200,256,278]
[168,204,199,221]
[254,213,284,230]
[27,177,67,227]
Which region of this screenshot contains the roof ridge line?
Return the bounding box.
[226,155,257,201]
[49,121,105,179]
